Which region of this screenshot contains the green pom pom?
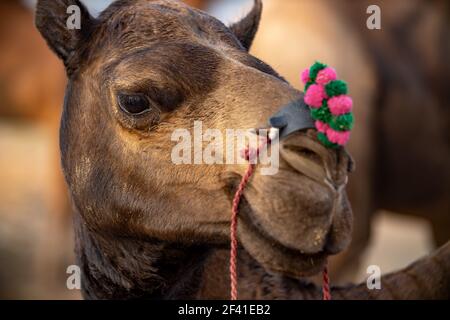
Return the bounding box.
[310,102,332,123]
[317,132,338,149]
[329,113,354,131]
[309,61,327,82]
[325,80,348,97]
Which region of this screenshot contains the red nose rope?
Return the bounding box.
[230,136,331,301]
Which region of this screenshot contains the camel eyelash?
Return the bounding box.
[117,93,152,116]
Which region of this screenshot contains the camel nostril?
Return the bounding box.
[281,136,352,190]
[280,138,332,184]
[285,145,323,167]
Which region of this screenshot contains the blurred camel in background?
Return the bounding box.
[0,0,69,298]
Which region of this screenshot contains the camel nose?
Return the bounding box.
[279,131,351,190]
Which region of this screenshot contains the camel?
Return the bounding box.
[35,0,450,299]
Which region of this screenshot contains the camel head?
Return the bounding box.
[36,0,354,279]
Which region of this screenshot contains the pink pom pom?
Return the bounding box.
[326,129,350,146]
[316,67,337,85]
[301,68,310,84]
[328,95,353,115]
[315,120,329,133]
[304,84,326,108]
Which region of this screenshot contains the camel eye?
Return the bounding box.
[118,93,150,115]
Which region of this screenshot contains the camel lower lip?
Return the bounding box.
[240,207,327,257]
[240,190,331,254]
[237,199,327,278]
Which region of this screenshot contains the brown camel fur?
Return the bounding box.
[35,0,450,299]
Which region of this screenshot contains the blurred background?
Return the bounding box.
[0,0,448,299]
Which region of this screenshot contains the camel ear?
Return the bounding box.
[35,0,94,72]
[229,0,262,51]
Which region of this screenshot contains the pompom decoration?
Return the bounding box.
[328,95,353,115]
[329,113,354,131]
[301,68,310,84]
[311,103,332,123]
[317,132,337,149]
[326,129,350,146]
[302,61,354,148]
[316,67,337,85]
[304,84,327,108]
[315,121,329,133]
[325,80,348,97]
[309,61,327,81]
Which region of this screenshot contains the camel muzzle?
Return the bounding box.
[230,99,334,301]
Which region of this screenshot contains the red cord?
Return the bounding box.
[230,162,255,300]
[230,138,331,301]
[322,261,331,300]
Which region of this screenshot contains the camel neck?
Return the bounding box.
[197,249,322,300]
[73,213,320,300]
[73,213,210,300]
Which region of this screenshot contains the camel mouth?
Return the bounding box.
[222,161,351,278]
[237,197,329,278]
